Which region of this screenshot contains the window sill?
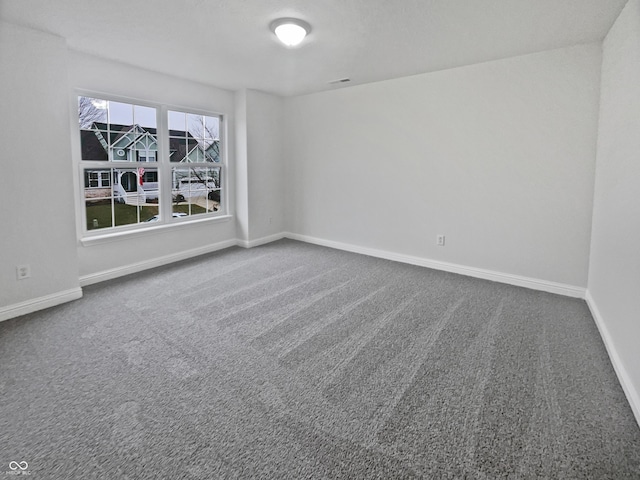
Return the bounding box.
[80,214,233,246]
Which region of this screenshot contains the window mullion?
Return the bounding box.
[158,105,172,223]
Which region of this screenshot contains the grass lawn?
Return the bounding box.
[173,204,207,216]
[86,202,206,230]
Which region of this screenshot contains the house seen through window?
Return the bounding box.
[78,96,223,232]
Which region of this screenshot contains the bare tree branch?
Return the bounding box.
[78,96,107,129]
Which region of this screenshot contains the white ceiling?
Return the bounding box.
[0,0,628,97]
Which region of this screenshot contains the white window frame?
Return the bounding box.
[164,106,224,220]
[74,92,228,241]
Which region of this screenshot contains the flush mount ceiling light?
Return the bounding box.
[270,18,311,47]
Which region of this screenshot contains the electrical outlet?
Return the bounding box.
[16,264,31,280]
[437,235,445,246]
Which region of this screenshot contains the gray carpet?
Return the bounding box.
[1,239,639,479]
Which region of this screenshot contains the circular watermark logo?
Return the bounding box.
[5,461,30,476]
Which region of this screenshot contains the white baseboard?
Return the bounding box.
[585,291,640,427]
[78,231,585,297]
[284,232,586,298]
[0,287,83,322]
[237,232,286,249]
[79,239,237,286]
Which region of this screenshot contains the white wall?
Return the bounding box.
[68,52,238,281]
[588,0,640,422]
[245,90,285,242]
[0,21,81,318]
[235,90,250,244]
[285,44,601,288]
[236,89,286,246]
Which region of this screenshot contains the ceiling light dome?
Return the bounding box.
[270,18,311,47]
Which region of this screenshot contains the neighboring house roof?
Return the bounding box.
[80,130,108,161]
[80,123,220,162]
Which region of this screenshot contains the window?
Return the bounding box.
[168,109,222,217]
[84,170,111,189]
[78,96,224,233]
